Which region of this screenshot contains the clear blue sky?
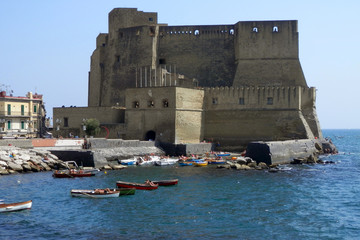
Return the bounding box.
[0,0,359,129]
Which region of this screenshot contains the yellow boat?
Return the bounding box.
[193,161,208,167]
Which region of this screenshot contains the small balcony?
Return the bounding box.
[0,110,33,118]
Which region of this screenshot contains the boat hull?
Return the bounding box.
[116,181,158,190]
[117,188,136,195]
[70,189,120,198]
[53,171,95,178]
[151,179,178,186]
[0,200,32,212]
[193,162,208,167]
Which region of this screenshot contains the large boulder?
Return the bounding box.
[0,155,11,161]
[0,160,7,167]
[22,163,32,172]
[8,162,23,172]
[39,162,52,171]
[19,154,31,161]
[258,162,268,169]
[0,168,9,175]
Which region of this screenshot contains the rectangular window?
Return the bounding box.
[33,105,37,113]
[239,98,245,105]
[7,104,11,115]
[267,97,273,105]
[212,98,218,105]
[64,117,69,127]
[21,105,25,115]
[7,120,11,130]
[21,121,25,129]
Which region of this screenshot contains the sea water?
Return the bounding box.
[1,129,359,240]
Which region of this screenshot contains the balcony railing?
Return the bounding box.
[0,111,37,117]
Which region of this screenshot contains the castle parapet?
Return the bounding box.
[205,86,315,111]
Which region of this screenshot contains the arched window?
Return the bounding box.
[229,29,235,35]
[252,27,258,32]
[194,30,200,35]
[273,26,279,32]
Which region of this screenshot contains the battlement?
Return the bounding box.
[205,86,315,110]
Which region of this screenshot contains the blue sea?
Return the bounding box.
[1,129,359,240]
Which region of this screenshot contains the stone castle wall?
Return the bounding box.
[54,8,324,151]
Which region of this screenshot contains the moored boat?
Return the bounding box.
[207,159,226,164]
[116,180,158,190]
[178,161,193,166]
[117,188,136,195]
[193,161,208,167]
[0,200,32,212]
[154,158,178,166]
[70,189,120,198]
[150,179,178,186]
[119,159,137,165]
[52,169,95,178]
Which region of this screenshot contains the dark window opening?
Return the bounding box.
[133,101,139,108]
[239,98,245,105]
[212,98,218,104]
[149,27,155,36]
[116,55,120,63]
[267,97,273,105]
[64,117,69,127]
[145,130,156,141]
[119,32,123,38]
[159,59,166,65]
[148,100,154,107]
[149,17,153,21]
[163,99,169,108]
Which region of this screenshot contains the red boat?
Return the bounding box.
[151,179,178,186]
[52,169,95,178]
[116,180,158,190]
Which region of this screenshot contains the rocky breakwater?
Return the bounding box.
[217,157,270,170]
[0,146,67,175]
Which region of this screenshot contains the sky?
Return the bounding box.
[0,0,359,129]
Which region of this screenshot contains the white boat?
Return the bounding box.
[70,189,120,198]
[119,159,137,165]
[0,200,32,212]
[155,158,178,166]
[136,156,160,166]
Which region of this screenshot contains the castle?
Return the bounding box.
[53,8,322,151]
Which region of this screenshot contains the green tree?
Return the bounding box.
[84,118,100,136]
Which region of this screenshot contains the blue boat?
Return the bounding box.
[179,161,192,166]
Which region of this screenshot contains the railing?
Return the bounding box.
[0,111,36,117]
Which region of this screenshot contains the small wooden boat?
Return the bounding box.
[0,200,32,212]
[119,159,137,165]
[215,152,231,157]
[193,161,208,167]
[116,180,158,190]
[53,169,95,178]
[179,161,193,166]
[207,159,226,164]
[70,189,120,198]
[150,179,178,186]
[117,188,136,195]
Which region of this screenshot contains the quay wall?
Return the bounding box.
[246,139,319,165]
